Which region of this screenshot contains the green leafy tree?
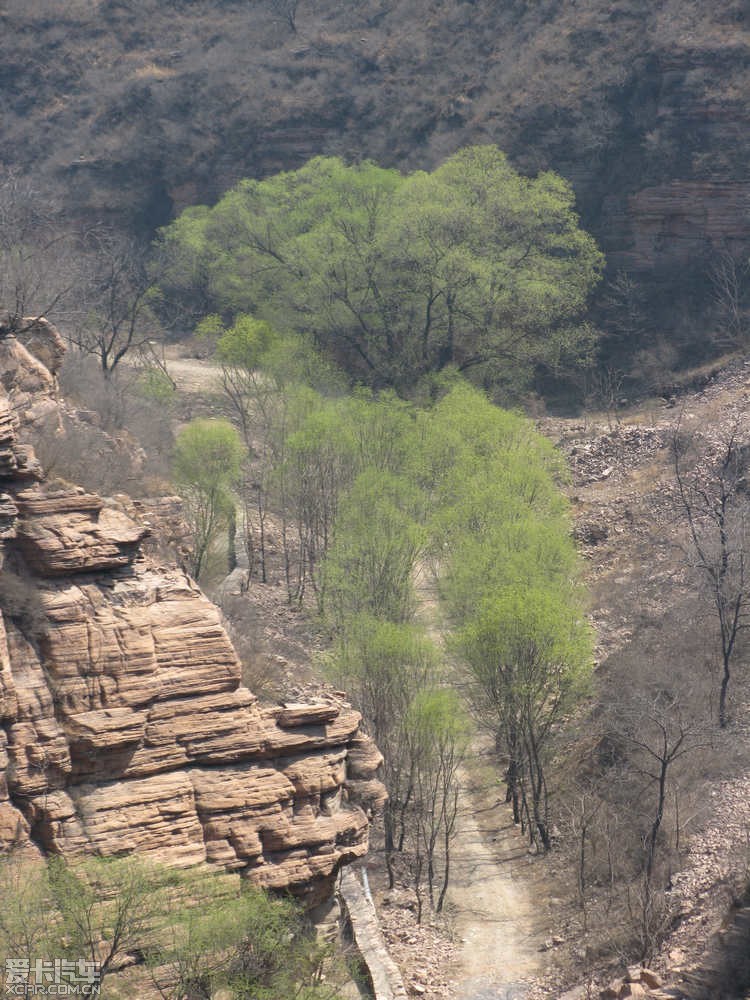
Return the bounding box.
[173,418,245,579]
[157,148,603,396]
[327,615,439,887]
[153,204,214,330]
[456,584,592,850]
[322,468,425,625]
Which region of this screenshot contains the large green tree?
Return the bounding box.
[157,147,603,395]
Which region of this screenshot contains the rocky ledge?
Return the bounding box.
[0,323,385,903]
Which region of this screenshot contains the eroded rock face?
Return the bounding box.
[0,330,384,902]
[15,318,67,379]
[608,181,750,273]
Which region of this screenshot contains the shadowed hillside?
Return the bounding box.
[3,0,750,361]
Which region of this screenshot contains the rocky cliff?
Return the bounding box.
[0,322,384,902]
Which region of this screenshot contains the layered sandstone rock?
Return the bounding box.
[0,324,383,902]
[608,181,750,272]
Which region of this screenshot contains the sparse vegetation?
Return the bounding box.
[25,351,175,497]
[0,855,347,999]
[67,230,165,377]
[671,419,750,728]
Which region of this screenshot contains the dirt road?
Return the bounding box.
[164,354,223,394]
[414,566,548,1000]
[448,767,547,1000]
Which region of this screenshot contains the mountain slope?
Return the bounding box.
[2,0,750,366]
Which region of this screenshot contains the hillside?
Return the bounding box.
[2,0,750,367]
[538,365,750,998]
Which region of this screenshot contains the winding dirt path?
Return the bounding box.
[414,565,548,1000]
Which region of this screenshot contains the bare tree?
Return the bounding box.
[220,358,281,585]
[559,780,606,930]
[709,246,750,348]
[586,364,625,429]
[601,270,649,348]
[270,0,300,32]
[68,231,161,376]
[614,693,708,880]
[609,691,710,960]
[0,170,81,335]
[671,419,750,727]
[405,689,467,920]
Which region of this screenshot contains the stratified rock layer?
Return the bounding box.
[0,325,383,901]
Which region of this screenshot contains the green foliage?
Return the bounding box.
[454,579,592,852]
[406,686,471,752]
[456,584,592,724]
[441,517,578,624]
[173,418,245,579]
[216,313,279,370]
[48,855,177,982]
[173,418,245,498]
[416,383,568,541]
[343,389,418,477]
[155,204,214,326]
[0,857,57,966]
[318,378,589,895]
[267,375,591,866]
[213,330,590,867]
[326,614,439,753]
[413,381,593,850]
[0,856,343,999]
[158,147,603,397]
[136,365,176,404]
[325,612,463,912]
[148,872,339,1000]
[322,468,426,624]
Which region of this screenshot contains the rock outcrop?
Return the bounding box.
[0,323,384,902]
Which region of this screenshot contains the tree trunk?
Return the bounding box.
[719,654,731,728]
